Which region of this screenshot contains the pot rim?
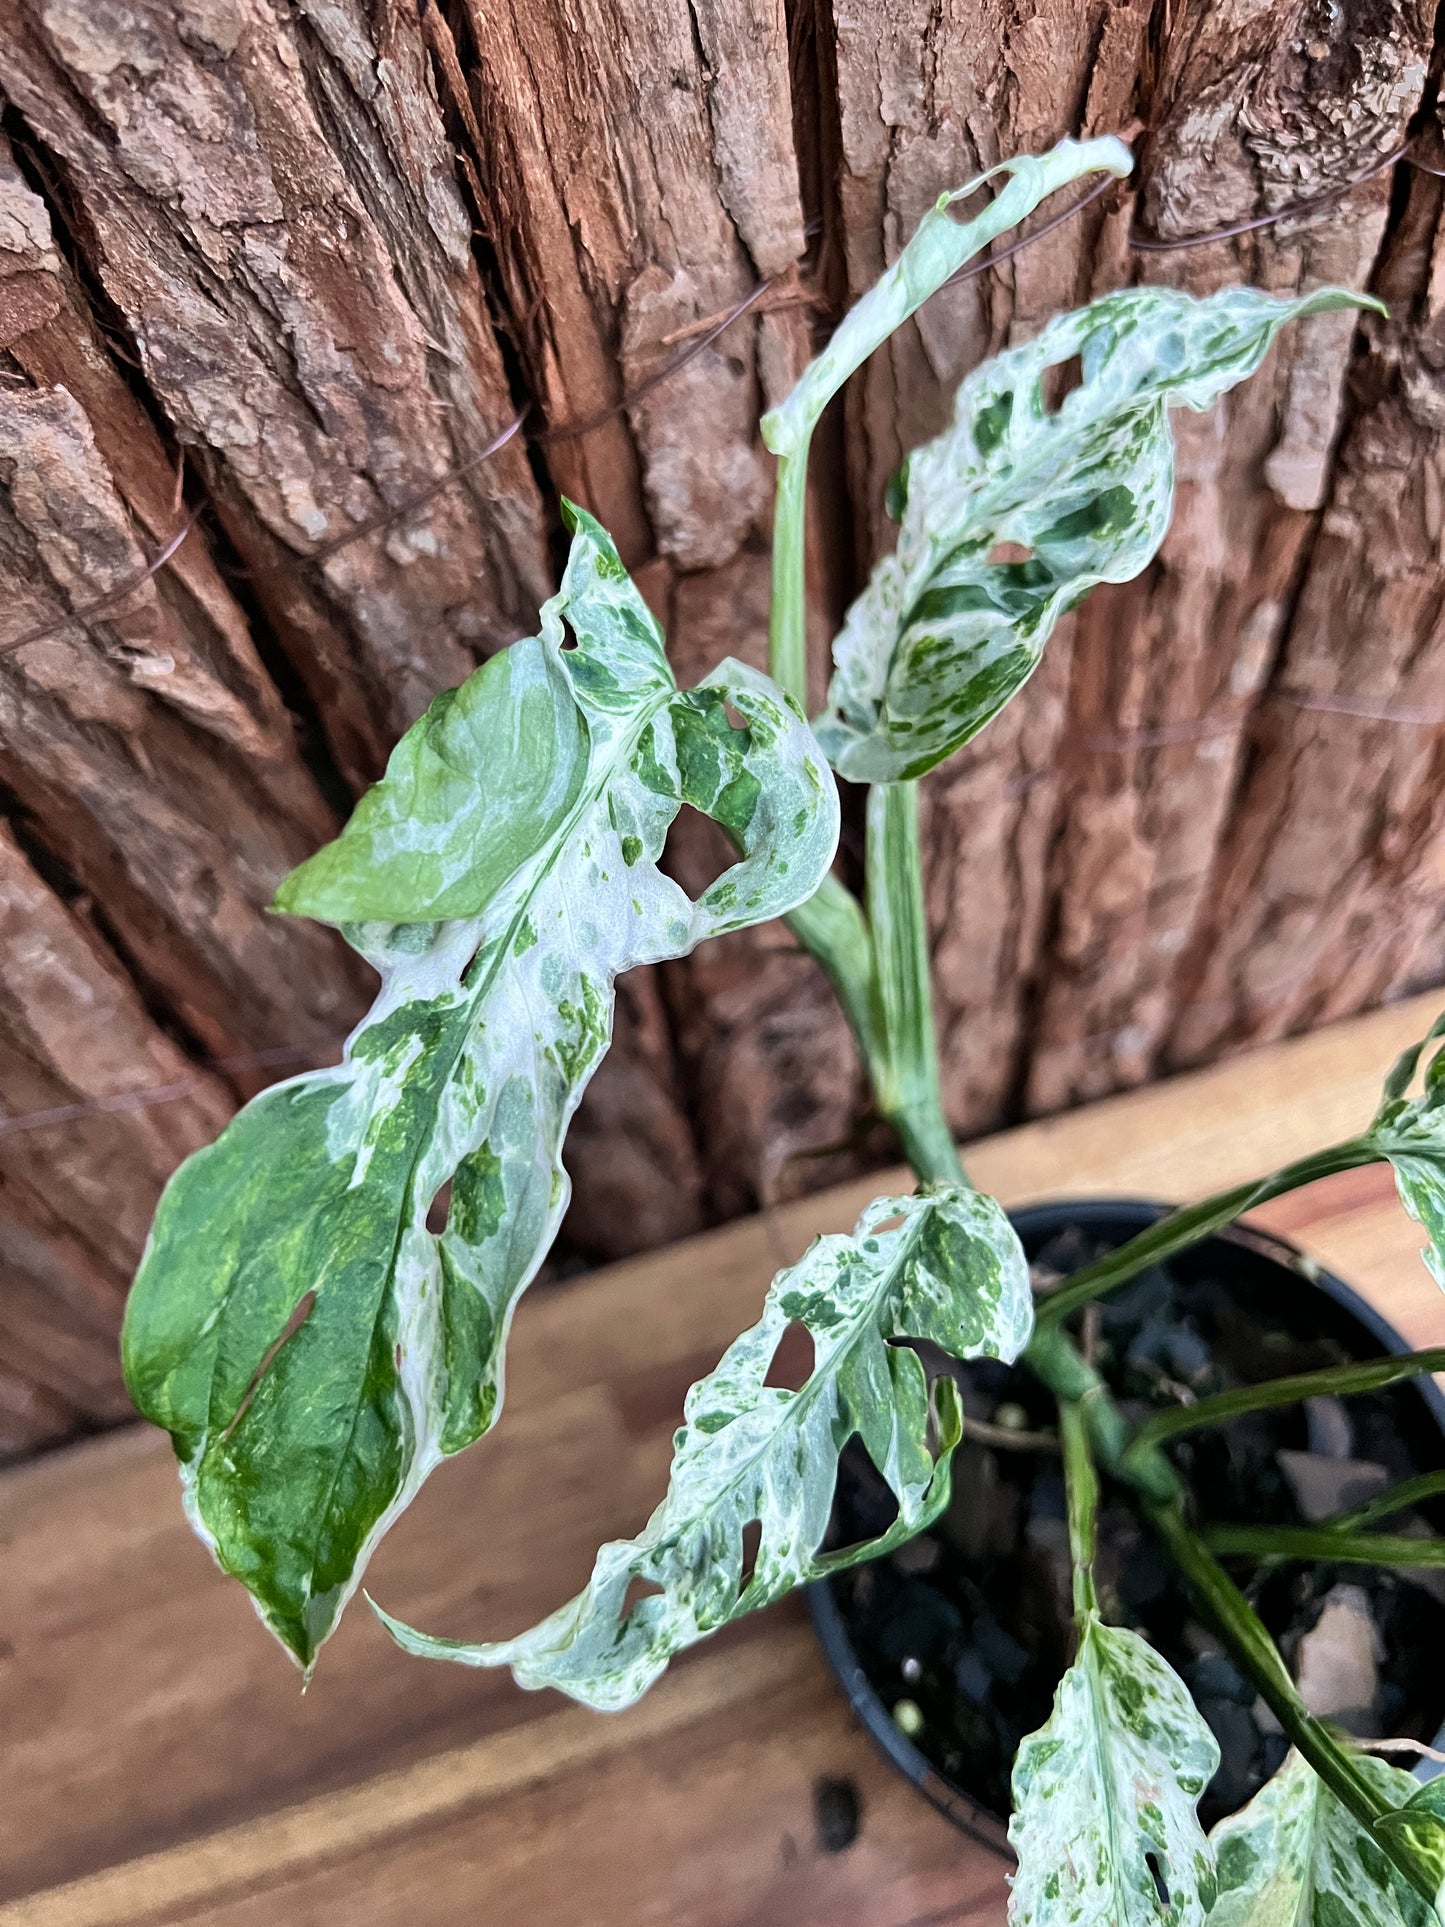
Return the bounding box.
[807,1194,1445,1860]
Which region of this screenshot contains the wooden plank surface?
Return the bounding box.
[4,992,1445,1926]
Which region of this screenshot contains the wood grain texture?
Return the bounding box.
[3,995,1444,1924]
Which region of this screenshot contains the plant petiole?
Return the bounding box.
[865,782,967,1188]
[767,447,811,710]
[1059,1397,1099,1623]
[1203,1523,1445,1569]
[1125,1347,1445,1457]
[1323,1468,1445,1535]
[1033,1137,1381,1330]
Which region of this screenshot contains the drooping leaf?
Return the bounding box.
[817,284,1384,784]
[122,503,840,1670]
[760,136,1133,462]
[374,1185,1032,1709]
[1008,1612,1220,1926]
[1368,1010,1445,1294]
[1209,1748,1435,1927]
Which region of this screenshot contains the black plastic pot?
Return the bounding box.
[809,1198,1445,1858]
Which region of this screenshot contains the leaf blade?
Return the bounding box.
[122,507,840,1669]
[1373,1778,1445,1923]
[1209,1748,1435,1927]
[818,284,1384,784]
[273,637,589,923]
[1007,1613,1220,1926]
[374,1185,1032,1708]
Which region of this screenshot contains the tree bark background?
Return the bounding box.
[0,0,1442,1456]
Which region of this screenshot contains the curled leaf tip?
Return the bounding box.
[760,134,1138,459]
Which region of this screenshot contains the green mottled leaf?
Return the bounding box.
[374,1185,1031,1708]
[274,639,588,923]
[1209,1749,1435,1927]
[817,284,1383,783]
[122,503,839,1670]
[1008,1612,1219,1926]
[1374,1778,1445,1923]
[1369,1010,1445,1294]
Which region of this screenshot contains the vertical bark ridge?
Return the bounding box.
[1025,0,1437,1115]
[1167,45,1445,1065]
[0,818,232,1452]
[0,0,551,785]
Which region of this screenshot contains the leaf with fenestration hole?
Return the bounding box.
[121,503,839,1671]
[373,1185,1031,1708]
[760,136,1133,464]
[1007,1612,1220,1926]
[815,283,1383,783]
[1208,1748,1436,1927]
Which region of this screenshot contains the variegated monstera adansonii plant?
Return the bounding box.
[123,135,1445,1922]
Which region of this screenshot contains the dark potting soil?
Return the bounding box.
[825,1219,1445,1830]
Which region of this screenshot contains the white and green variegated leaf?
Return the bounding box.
[374,1185,1031,1709]
[121,503,839,1671]
[760,136,1133,463]
[1008,1613,1220,1927]
[1209,1749,1436,1927]
[1374,1778,1445,1923]
[816,284,1383,784]
[1369,1010,1445,1294]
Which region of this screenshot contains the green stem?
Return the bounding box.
[1034,1137,1381,1329]
[865,782,965,1187]
[1023,1328,1441,1901]
[785,796,965,1186]
[767,417,892,1109]
[764,332,960,1198]
[767,446,811,709]
[1059,1398,1099,1622]
[1126,1348,1445,1458]
[1325,1468,1445,1535]
[891,1106,967,1191]
[1145,1499,1441,1902]
[1023,1322,1182,1504]
[1203,1524,1445,1568]
[786,875,886,1074]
